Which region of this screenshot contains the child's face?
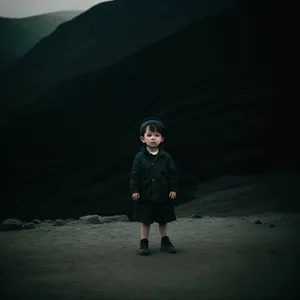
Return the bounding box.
[140,126,164,149]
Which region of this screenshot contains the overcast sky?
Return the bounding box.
[0,0,112,18]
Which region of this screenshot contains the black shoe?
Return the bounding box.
[138,238,151,255]
[160,236,177,253]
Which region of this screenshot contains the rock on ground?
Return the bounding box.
[0,219,22,231]
[79,214,130,224]
[22,223,36,230]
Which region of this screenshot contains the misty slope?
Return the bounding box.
[0,11,82,71]
[1,0,235,111]
[1,0,287,221]
[175,171,300,217]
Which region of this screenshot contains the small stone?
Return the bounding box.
[22,222,36,230]
[43,219,54,224]
[66,218,76,222]
[98,217,113,224]
[0,218,23,231]
[254,220,262,224]
[53,219,66,226]
[79,215,101,224]
[191,214,202,219]
[31,219,42,225]
[99,215,130,223]
[117,215,130,222]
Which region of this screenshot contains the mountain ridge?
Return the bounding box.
[0,10,82,71]
[1,0,235,111]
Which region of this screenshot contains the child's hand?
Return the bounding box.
[132,192,140,201]
[169,191,177,199]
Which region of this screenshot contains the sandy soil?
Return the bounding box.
[1,212,299,300]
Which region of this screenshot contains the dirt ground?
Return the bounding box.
[1,212,299,300]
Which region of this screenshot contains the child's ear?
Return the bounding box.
[140,136,146,143]
[161,136,164,142]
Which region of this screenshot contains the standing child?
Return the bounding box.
[130,119,179,255]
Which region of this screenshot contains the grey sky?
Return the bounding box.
[0,0,112,18]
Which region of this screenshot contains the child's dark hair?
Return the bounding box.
[139,119,165,137]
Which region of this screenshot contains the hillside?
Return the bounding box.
[1,0,234,111]
[0,11,82,71]
[175,171,300,217]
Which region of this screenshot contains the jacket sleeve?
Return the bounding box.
[129,154,141,194]
[167,155,179,193]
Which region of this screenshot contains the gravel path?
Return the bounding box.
[1,213,299,300]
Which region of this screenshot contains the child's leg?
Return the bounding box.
[139,223,151,255]
[141,223,151,239]
[158,222,167,237]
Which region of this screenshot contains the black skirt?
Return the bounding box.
[133,200,177,224]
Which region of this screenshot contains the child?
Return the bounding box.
[129,119,178,255]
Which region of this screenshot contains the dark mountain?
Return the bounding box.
[1,0,234,111]
[0,11,82,71]
[1,0,296,221]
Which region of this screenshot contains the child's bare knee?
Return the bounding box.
[158,222,167,227]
